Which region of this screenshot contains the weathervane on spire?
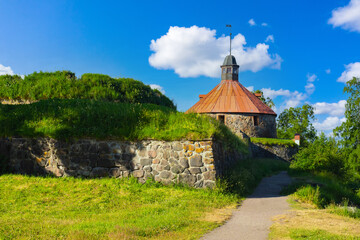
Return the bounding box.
[226,24,232,55]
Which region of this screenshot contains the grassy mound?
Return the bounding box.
[0,72,175,109]
[0,99,248,153]
[251,137,297,147]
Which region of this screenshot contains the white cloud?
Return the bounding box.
[0,64,14,75]
[313,100,346,116]
[307,73,317,82]
[265,35,274,43]
[149,84,165,94]
[246,86,254,92]
[328,0,360,32]
[261,87,306,110]
[261,88,291,99]
[313,116,346,131]
[149,26,282,78]
[304,73,317,95]
[338,62,360,82]
[248,19,256,26]
[305,82,315,95]
[261,23,268,27]
[284,92,307,109]
[326,69,331,74]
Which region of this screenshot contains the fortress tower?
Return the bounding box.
[186,54,277,138]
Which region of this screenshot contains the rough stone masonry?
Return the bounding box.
[0,137,246,188]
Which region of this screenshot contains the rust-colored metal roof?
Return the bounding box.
[186,80,277,116]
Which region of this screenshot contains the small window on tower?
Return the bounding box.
[227,67,231,73]
[253,116,259,126]
[222,68,226,73]
[233,68,238,74]
[218,115,225,124]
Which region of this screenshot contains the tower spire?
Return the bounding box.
[226,24,232,55]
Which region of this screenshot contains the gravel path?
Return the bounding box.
[202,171,292,240]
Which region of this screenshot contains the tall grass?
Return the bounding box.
[282,169,360,208]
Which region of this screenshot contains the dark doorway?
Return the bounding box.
[253,116,259,126]
[218,115,225,124]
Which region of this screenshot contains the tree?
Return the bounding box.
[291,133,344,176]
[334,77,360,150]
[277,104,317,146]
[253,90,275,108]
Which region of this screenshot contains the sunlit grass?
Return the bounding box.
[0,99,248,155]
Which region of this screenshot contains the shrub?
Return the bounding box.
[291,133,344,176]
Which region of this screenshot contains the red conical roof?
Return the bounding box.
[186,80,276,115]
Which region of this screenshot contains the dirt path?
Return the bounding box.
[202,171,292,240]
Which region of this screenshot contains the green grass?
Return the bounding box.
[250,137,297,147]
[327,204,360,219]
[289,229,358,240]
[0,175,237,239]
[0,158,287,239]
[0,72,175,109]
[0,99,247,154]
[282,169,360,208]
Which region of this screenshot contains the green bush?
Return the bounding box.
[291,133,344,176]
[0,72,175,109]
[0,99,248,154]
[347,145,360,174]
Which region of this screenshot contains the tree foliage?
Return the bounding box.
[277,104,317,146]
[253,90,275,108]
[0,71,176,109]
[334,77,360,150]
[291,133,344,176]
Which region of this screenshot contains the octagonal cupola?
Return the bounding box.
[221,55,239,81]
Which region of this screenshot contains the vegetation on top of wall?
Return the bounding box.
[0,99,248,154]
[0,71,176,109]
[251,137,297,147]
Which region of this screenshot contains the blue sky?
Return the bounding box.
[1,0,360,134]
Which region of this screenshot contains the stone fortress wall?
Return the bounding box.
[0,137,246,188]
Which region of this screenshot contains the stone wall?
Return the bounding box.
[250,142,298,162]
[0,137,246,188]
[208,113,277,138]
[0,99,36,105]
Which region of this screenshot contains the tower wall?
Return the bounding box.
[207,113,277,138]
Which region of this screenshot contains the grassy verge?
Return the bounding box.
[0,158,287,239]
[0,99,248,154]
[250,137,296,147]
[269,200,360,240]
[269,169,360,239]
[281,170,360,208]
